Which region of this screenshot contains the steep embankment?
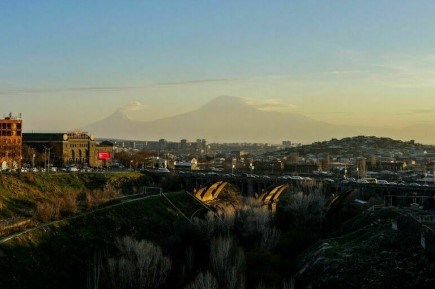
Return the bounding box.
[296,207,435,289]
[0,191,205,289]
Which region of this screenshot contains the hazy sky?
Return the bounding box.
[1,0,435,134]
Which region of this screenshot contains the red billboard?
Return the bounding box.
[98,152,111,160]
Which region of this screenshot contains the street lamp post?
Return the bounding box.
[42,146,52,173]
[356,167,359,180]
[232,164,235,176]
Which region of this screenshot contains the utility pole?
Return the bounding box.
[47,148,51,173]
[44,147,47,172]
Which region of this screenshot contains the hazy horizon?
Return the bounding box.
[1,1,435,143]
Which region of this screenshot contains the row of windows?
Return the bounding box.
[0,138,21,144]
[0,123,21,129]
[67,158,88,164]
[67,143,89,148]
[0,131,22,136]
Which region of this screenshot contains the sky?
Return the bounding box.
[1,0,435,138]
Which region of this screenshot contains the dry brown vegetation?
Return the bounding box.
[86,185,121,209]
[35,190,79,222]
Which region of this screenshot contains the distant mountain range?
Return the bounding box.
[84,96,435,144]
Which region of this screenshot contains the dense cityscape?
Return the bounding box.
[2,113,435,185]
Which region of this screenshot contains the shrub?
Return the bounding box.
[281,191,326,231]
[35,201,60,222]
[86,186,121,209]
[59,190,78,215]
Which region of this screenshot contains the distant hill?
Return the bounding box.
[85,108,143,139]
[84,96,432,143]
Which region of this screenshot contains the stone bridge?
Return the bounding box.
[180,173,435,207]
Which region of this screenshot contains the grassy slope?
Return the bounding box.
[0,191,204,289]
[0,172,148,218]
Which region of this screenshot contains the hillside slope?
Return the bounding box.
[296,208,435,289]
[0,172,149,218]
[0,191,204,289]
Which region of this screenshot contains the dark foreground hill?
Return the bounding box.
[0,191,204,289]
[296,207,435,289]
[1,173,434,289]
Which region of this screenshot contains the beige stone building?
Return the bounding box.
[23,130,113,168]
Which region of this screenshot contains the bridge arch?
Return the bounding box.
[258,184,289,204]
[195,181,235,202]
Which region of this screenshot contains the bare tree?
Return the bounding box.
[184,246,195,273]
[107,236,172,289]
[193,197,280,249]
[87,252,102,289]
[255,282,270,289]
[193,208,235,239]
[185,271,219,289]
[235,198,281,249]
[254,278,295,289]
[210,236,245,289]
[282,277,295,289]
[284,191,326,230]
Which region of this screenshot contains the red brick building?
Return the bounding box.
[0,113,22,170]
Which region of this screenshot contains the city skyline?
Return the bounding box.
[1,1,435,142]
